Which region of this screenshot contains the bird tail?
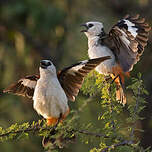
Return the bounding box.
[116,83,126,105]
[111,74,126,105]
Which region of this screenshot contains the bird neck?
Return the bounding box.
[39,68,57,80]
[88,36,100,48]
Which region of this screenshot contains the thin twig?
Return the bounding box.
[101,140,133,152]
[73,129,109,138]
[0,126,53,138]
[0,123,108,139]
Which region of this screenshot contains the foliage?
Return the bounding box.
[0,73,151,151]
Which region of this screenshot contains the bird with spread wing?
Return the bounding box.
[81,14,151,104]
[3,56,110,125]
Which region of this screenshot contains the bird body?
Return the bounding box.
[88,36,116,75]
[33,67,69,120]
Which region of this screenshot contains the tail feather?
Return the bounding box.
[111,74,126,105]
[116,85,126,105]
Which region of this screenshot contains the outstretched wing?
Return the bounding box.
[102,14,151,72]
[3,75,39,99]
[57,56,111,101]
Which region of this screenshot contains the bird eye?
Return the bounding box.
[88,24,94,28]
[48,62,52,66]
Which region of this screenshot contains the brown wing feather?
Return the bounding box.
[57,56,111,101]
[102,14,151,72]
[3,75,39,99]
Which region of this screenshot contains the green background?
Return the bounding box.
[0,0,152,151]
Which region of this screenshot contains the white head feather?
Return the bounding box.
[39,60,56,77]
[84,21,104,38]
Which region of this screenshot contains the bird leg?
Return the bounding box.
[110,74,125,90]
[42,114,62,147]
[109,74,120,92]
[118,75,125,91]
[111,74,119,84]
[117,75,126,104]
[47,108,70,126]
[54,113,62,129]
[43,108,70,147]
[110,74,126,104]
[47,117,58,126]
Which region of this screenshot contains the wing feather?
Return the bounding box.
[3,75,39,99]
[57,56,111,101]
[102,14,151,72]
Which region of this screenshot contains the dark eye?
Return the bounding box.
[88,24,94,28]
[47,62,52,66]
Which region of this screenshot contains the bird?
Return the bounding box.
[3,56,110,126]
[81,14,151,104]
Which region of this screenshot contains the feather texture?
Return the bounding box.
[3,75,39,99]
[102,14,151,72]
[58,56,111,101]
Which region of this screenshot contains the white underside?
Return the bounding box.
[33,76,69,119]
[88,40,116,75]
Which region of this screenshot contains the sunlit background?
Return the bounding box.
[0,0,152,151]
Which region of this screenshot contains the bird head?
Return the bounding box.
[81,21,105,38]
[40,60,56,76]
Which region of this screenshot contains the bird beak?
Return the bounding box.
[80,24,88,32]
[40,60,47,69]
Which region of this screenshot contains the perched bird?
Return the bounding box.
[3,57,110,125]
[81,14,151,104]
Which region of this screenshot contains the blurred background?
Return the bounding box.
[0,0,151,151]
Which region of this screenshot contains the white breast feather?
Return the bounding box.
[33,76,68,119]
[88,37,116,75]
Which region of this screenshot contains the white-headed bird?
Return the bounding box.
[81,14,151,104]
[4,57,110,125]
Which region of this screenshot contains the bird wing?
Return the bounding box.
[3,75,39,99]
[57,56,111,101]
[101,14,151,72]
